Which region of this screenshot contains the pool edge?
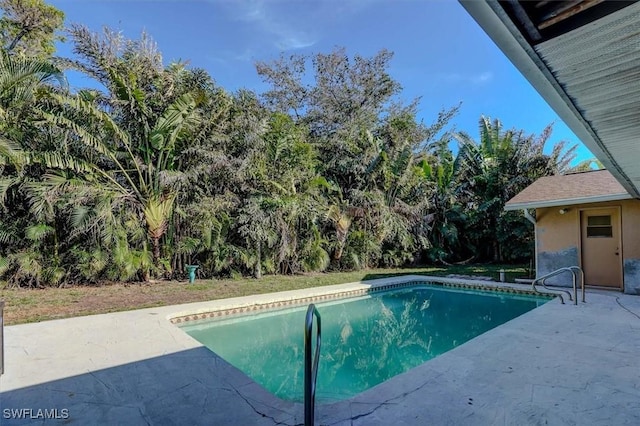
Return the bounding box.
[168,275,554,324]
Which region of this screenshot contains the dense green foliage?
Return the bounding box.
[0,0,64,57]
[0,2,582,286]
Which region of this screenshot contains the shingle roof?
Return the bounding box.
[504,170,633,210]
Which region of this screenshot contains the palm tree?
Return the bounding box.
[416,142,467,263]
[0,50,69,286]
[453,116,576,261]
[39,27,202,276]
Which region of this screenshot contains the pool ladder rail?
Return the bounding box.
[304,304,321,426]
[532,266,585,305]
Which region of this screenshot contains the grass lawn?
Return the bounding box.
[0,264,529,325]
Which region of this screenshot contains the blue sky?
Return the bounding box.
[50,0,594,163]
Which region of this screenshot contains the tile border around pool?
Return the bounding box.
[168,276,553,324]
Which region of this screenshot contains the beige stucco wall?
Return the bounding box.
[536,207,579,253]
[535,199,640,294]
[622,200,640,258]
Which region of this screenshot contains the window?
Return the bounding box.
[586,215,612,238]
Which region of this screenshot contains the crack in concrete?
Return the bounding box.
[200,386,210,416]
[325,376,442,426]
[345,401,396,425]
[88,370,114,393]
[168,382,194,394]
[164,326,182,346]
[226,382,302,426]
[137,405,153,426]
[47,387,93,397]
[615,297,640,321]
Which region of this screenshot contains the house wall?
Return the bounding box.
[535,199,640,294]
[621,201,640,295]
[536,207,579,286]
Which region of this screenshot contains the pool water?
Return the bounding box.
[180,284,548,402]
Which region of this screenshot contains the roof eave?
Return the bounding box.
[504,193,633,211]
[459,0,640,198]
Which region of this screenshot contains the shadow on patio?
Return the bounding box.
[1,346,298,425]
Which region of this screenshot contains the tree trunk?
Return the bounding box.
[7,29,28,52]
[334,230,348,261]
[255,240,262,279]
[152,236,161,267]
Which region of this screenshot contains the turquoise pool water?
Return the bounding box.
[181,284,548,402]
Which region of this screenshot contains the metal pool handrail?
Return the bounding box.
[532,266,585,305]
[304,304,321,426]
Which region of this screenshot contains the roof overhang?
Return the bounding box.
[459,0,640,198]
[504,192,633,211]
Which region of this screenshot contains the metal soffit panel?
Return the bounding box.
[535,2,640,188]
[501,0,636,44]
[460,0,640,197]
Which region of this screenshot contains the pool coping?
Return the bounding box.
[168,275,553,324]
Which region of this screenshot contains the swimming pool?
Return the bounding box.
[180,283,548,402]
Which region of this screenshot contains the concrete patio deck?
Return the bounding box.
[1,275,639,425]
